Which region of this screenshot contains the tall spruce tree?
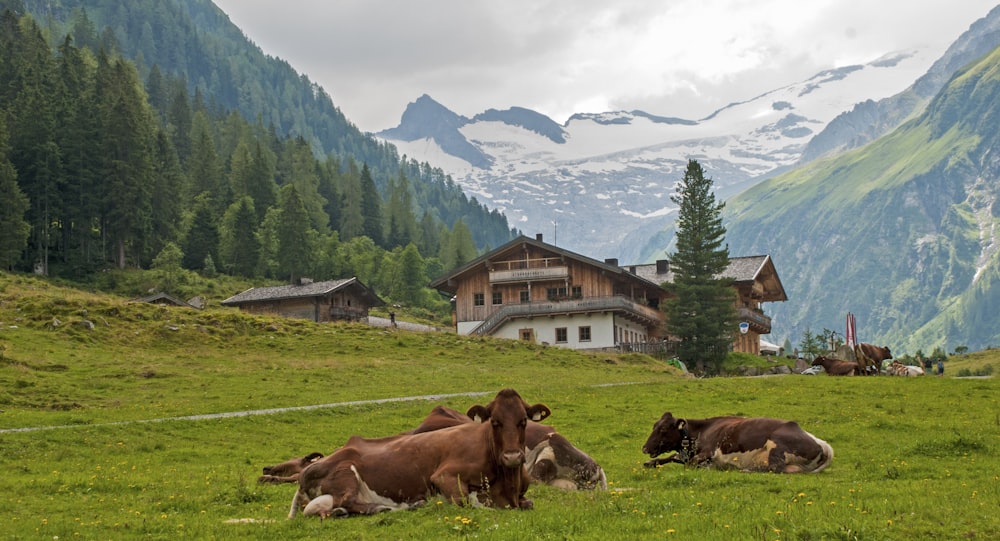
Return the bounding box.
[0,117,30,270]
[359,163,384,246]
[276,184,312,283]
[664,160,735,375]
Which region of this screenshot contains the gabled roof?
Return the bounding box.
[632,255,787,302]
[132,292,198,309]
[221,278,385,307]
[429,235,666,293]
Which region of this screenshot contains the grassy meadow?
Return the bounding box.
[1,273,998,540]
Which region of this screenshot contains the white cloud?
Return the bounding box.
[213,0,997,131]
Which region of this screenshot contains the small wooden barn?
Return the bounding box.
[221,277,384,322]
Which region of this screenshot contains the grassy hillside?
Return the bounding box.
[1,272,998,539]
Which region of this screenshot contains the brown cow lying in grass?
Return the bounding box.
[642,412,834,473]
[811,355,860,376]
[288,389,550,518]
[261,405,607,491]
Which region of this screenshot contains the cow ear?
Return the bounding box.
[527,404,552,422]
[467,405,490,423]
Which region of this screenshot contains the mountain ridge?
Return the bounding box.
[377,43,956,261]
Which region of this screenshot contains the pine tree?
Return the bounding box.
[0,118,30,270]
[96,57,155,269]
[386,167,417,249]
[276,184,312,283]
[663,160,734,375]
[218,196,260,277]
[359,163,383,246]
[395,243,426,306]
[181,194,219,270]
[339,161,364,240]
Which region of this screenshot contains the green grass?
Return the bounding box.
[2,273,999,540]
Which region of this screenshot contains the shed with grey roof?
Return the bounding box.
[221,277,384,322]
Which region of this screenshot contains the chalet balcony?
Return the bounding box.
[489,257,569,284]
[738,306,771,334]
[472,295,661,336]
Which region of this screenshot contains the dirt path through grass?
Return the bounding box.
[0,391,493,434]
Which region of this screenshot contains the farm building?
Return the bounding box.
[430,234,786,355]
[221,277,384,322]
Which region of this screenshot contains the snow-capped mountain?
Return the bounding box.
[376,47,949,262]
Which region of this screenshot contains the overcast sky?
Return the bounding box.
[212,1,998,133]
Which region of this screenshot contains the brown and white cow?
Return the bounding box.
[887,360,924,377]
[409,405,607,490]
[642,412,834,473]
[261,404,607,491]
[811,355,860,376]
[288,389,551,518]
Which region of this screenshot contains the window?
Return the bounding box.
[492,291,503,305]
[520,328,534,341]
[546,287,567,300]
[520,290,530,303]
[473,293,485,306]
[555,327,568,343]
[571,286,582,298]
[579,326,592,342]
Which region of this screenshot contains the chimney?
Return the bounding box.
[628,266,636,274]
[296,277,313,286]
[536,233,544,242]
[656,259,669,274]
[605,258,619,266]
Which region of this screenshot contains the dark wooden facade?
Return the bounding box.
[221,278,384,323]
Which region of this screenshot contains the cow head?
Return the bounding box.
[642,412,687,458]
[467,389,551,468]
[259,452,325,484]
[262,452,324,477]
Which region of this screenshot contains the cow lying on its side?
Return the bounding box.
[289,389,550,518]
[642,412,833,473]
[887,360,924,376]
[811,355,860,376]
[261,405,607,491]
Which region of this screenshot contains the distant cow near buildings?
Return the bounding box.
[887,360,924,377]
[811,355,861,376]
[855,343,892,374]
[289,389,550,518]
[642,412,833,473]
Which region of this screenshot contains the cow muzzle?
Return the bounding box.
[501,450,525,467]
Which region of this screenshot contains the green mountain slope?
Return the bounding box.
[724,45,1000,353]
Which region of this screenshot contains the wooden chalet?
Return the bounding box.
[430,234,786,355]
[632,254,787,355]
[221,277,384,322]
